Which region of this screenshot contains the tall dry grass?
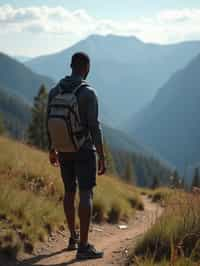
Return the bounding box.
[129,190,200,265]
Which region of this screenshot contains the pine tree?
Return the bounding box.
[170,169,180,188]
[103,139,117,175]
[28,85,48,150]
[0,113,5,135]
[151,176,160,190]
[124,159,135,184]
[192,168,200,188]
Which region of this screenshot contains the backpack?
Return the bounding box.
[47,82,89,152]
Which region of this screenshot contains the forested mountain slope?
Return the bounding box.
[130,53,200,176]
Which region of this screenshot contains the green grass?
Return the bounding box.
[129,190,200,265]
[0,136,143,257]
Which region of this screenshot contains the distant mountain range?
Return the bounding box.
[129,52,200,178]
[0,53,55,103]
[26,34,200,125]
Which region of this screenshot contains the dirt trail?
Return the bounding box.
[11,196,162,266]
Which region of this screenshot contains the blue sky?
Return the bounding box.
[0,0,200,56]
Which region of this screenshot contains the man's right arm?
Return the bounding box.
[46,89,59,167]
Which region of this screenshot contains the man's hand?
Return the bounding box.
[98,157,106,175]
[49,150,59,167]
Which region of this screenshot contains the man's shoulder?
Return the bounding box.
[80,83,97,99]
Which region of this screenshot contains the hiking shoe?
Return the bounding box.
[67,234,79,251]
[76,243,104,260]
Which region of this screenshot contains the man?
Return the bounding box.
[46,52,106,260]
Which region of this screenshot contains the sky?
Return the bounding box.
[1,0,200,57]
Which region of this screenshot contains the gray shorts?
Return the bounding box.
[58,150,97,192]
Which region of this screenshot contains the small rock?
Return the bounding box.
[118,225,128,230]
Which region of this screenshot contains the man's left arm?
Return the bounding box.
[86,89,106,175]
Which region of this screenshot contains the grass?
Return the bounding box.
[128,190,200,265]
[128,257,199,266]
[139,187,174,206]
[150,187,173,204]
[0,182,65,256]
[0,136,143,257]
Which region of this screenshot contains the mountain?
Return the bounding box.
[103,125,147,154]
[14,56,32,63]
[130,53,200,178]
[0,53,55,103]
[0,87,31,138]
[26,34,200,125]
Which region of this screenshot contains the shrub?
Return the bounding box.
[93,197,107,223]
[108,202,122,223]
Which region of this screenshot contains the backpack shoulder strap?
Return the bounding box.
[73,81,88,95]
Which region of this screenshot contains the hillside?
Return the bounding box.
[130,53,200,177]
[0,87,31,138]
[0,53,55,103]
[0,136,143,257]
[103,125,147,154]
[26,34,200,124]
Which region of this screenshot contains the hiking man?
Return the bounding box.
[46,52,106,260]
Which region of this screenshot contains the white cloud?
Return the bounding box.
[0,5,200,55]
[157,9,200,23]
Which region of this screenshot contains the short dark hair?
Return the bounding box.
[71,52,90,70]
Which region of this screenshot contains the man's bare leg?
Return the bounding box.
[63,191,76,238]
[78,190,92,245]
[77,190,103,260]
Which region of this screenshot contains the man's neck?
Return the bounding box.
[71,72,84,80]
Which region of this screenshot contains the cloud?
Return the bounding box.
[0,4,200,44]
[157,9,200,23]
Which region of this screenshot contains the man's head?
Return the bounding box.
[71,52,90,79]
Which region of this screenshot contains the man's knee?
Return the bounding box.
[79,190,93,209]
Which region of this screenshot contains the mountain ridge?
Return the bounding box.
[26,34,200,125]
[0,52,55,103]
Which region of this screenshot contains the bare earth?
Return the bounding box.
[1,196,162,266]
